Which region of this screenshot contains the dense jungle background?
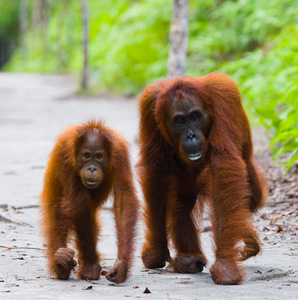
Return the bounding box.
[0,0,297,169]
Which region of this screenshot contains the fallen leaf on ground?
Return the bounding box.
[250,268,292,281]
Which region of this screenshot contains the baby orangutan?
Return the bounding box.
[40,120,139,283]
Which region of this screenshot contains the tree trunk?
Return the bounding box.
[168,0,189,77]
[56,0,68,72]
[33,0,42,29]
[80,0,89,91]
[19,0,28,59]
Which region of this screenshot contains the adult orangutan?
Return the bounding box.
[40,120,139,283]
[137,72,267,285]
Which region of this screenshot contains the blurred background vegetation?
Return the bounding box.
[0,0,297,169]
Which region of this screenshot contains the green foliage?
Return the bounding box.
[4,0,298,169]
[187,0,298,73]
[0,1,19,38]
[222,23,298,171]
[6,0,171,93]
[89,0,171,93]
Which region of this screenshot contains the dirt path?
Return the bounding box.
[0,73,297,299]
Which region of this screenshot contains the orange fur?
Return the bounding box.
[40,120,139,283]
[137,73,267,285]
